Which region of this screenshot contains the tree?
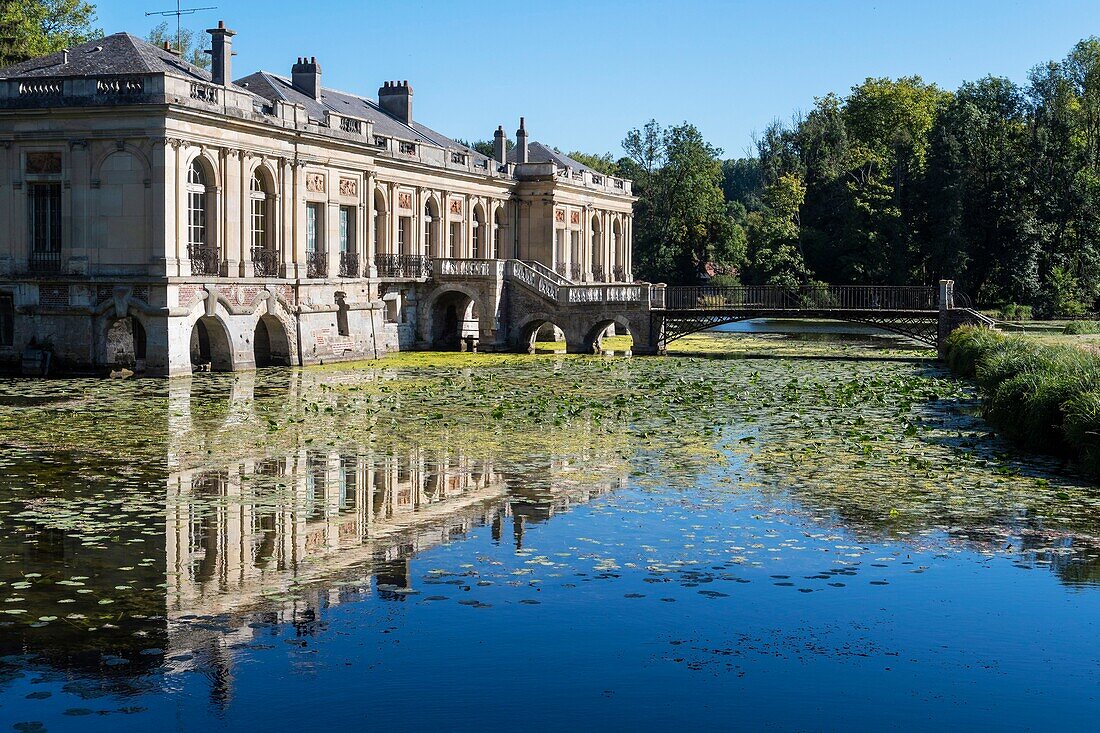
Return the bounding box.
[147,21,208,69]
[454,137,512,159]
[566,150,619,176]
[744,174,813,289]
[624,121,742,283]
[0,0,99,68]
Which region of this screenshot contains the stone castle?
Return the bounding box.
[0,21,637,375]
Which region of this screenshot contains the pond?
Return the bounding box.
[1,331,1098,732]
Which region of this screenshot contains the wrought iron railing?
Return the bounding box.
[592,265,604,282]
[306,250,327,278]
[188,244,220,276]
[28,250,62,274]
[661,285,939,311]
[554,263,567,277]
[612,265,626,282]
[375,253,432,278]
[252,246,279,277]
[570,263,583,281]
[339,251,360,277]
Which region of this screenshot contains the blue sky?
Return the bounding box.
[96,0,1100,159]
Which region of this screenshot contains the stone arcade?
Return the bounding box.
[0,22,637,375]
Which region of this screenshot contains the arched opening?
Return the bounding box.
[471,204,486,258]
[424,198,439,257]
[250,168,277,277]
[611,219,624,281]
[519,318,569,354]
[584,319,633,355]
[493,206,506,259]
[429,290,478,350]
[590,215,603,281]
[373,189,388,254]
[190,316,234,372]
[187,157,218,275]
[253,314,292,368]
[105,316,147,372]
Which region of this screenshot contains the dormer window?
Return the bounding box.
[398,141,416,155]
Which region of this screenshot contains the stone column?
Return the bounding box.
[279,158,293,277]
[366,172,377,277]
[327,199,340,279]
[66,140,89,275]
[222,148,240,277]
[415,187,425,257]
[238,153,253,277]
[176,145,191,277]
[291,162,306,279]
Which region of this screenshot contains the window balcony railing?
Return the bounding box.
[375,253,432,278]
[612,265,626,282]
[570,263,583,281]
[554,262,567,277]
[29,250,62,274]
[592,265,605,282]
[339,251,360,277]
[252,246,280,277]
[307,250,328,278]
[188,244,220,276]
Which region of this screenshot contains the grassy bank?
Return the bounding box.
[945,326,1100,476]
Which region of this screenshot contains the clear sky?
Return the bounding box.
[94,0,1100,159]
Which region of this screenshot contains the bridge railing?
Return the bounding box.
[662,284,939,311]
[560,284,646,304]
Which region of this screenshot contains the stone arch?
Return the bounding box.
[183,147,222,190]
[104,314,148,371]
[471,201,487,258]
[95,150,150,265]
[516,313,572,354]
[424,195,441,257]
[253,314,292,367]
[189,314,234,372]
[91,143,152,183]
[374,187,389,254]
[425,286,481,350]
[582,316,634,354]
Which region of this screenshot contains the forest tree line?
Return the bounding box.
[572,37,1100,316]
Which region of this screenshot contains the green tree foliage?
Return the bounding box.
[147,21,208,70]
[565,150,619,176]
[0,0,99,68]
[455,137,513,159]
[624,120,744,283]
[744,174,812,289]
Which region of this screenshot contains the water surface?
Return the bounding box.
[1,333,1098,732]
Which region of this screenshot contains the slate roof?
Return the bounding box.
[236,71,490,163]
[507,140,597,174]
[2,32,215,84]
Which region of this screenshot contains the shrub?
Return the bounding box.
[973,336,1046,397]
[1063,320,1100,335]
[999,303,1034,321]
[1064,390,1100,475]
[945,326,1005,378]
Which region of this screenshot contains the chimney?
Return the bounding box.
[62,49,69,64]
[378,80,413,124]
[292,56,322,100]
[515,117,529,164]
[162,40,180,57]
[493,125,507,164]
[206,20,236,86]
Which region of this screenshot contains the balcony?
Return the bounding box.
[188,244,220,276]
[375,253,432,279]
[252,246,280,278]
[28,250,62,274]
[307,250,328,279]
[339,251,361,277]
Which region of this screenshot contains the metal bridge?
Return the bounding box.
[651,283,991,348]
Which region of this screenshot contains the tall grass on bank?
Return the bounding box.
[944,326,1100,474]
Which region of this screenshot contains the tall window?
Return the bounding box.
[187,161,207,249]
[0,292,13,347]
[398,217,410,255]
[555,229,566,267]
[29,183,61,267]
[472,213,482,258]
[250,172,269,250]
[448,222,461,257]
[493,210,504,259]
[423,202,434,256]
[306,204,321,252]
[339,207,354,252]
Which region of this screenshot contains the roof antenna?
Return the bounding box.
[145,0,217,57]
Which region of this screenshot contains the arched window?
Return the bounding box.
[373,189,388,254]
[250,171,269,249]
[423,199,437,257]
[472,207,483,258]
[591,215,603,281]
[187,159,217,275]
[493,208,505,259]
[612,219,623,281]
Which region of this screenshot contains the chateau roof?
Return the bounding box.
[0,32,247,91]
[236,70,491,164]
[508,141,598,174]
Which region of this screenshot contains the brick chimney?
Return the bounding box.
[205,20,236,86]
[493,125,507,164]
[292,57,322,100]
[515,117,529,164]
[378,80,413,124]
